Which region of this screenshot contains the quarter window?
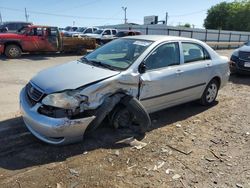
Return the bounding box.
[182,43,210,63]
[144,42,180,70]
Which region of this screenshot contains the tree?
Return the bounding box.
[204,0,250,31]
[178,23,191,28]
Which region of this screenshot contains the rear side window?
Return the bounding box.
[182,43,210,63]
[145,42,180,70]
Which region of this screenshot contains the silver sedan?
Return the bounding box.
[20,35,230,145]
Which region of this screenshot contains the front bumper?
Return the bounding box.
[230,63,250,75]
[20,88,95,145]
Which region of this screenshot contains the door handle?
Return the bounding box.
[176,69,183,75]
[206,63,212,68]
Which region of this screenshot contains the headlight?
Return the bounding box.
[232,50,239,57]
[42,90,88,109]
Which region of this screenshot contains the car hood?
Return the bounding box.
[0,33,21,38]
[31,60,120,94]
[238,45,250,52]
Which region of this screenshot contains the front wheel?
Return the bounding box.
[5,45,22,58]
[200,79,219,106]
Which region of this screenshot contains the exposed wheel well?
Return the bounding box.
[211,76,221,88]
[4,42,22,52]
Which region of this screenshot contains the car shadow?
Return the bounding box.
[229,74,250,86]
[0,101,217,170]
[0,53,81,61]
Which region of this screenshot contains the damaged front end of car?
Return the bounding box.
[20,72,151,145]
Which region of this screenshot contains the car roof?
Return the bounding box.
[124,35,200,42]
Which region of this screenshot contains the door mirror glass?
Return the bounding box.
[139,63,147,73]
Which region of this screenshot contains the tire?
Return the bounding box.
[120,96,151,133]
[200,79,219,106]
[5,45,22,58]
[109,104,134,129]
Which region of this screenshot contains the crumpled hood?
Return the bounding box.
[31,60,120,94]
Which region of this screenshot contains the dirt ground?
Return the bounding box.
[0,50,249,188]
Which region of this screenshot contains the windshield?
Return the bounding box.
[82,38,153,70]
[245,41,250,46]
[94,29,103,34]
[115,32,127,37]
[76,27,86,32]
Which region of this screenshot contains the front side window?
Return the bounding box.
[83,38,152,70]
[94,29,103,34]
[144,42,180,70]
[182,43,210,63]
[84,28,92,33]
[103,30,111,35]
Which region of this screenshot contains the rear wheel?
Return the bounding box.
[200,79,219,106]
[5,45,22,58]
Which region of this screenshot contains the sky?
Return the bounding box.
[0,0,233,28]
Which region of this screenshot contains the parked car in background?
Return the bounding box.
[230,41,250,74]
[0,21,32,33]
[20,35,229,145]
[84,28,118,45]
[0,25,97,58]
[64,27,98,37]
[114,30,141,38]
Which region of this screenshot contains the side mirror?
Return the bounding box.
[138,63,147,74]
[2,27,8,32]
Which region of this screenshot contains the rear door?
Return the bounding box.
[139,42,184,112]
[177,42,212,99]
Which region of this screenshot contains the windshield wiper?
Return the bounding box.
[91,60,117,70]
[80,57,117,71]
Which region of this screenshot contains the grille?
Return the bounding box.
[26,83,44,102]
[239,51,250,61]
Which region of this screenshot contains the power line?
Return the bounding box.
[0,6,123,21]
[59,0,102,12]
[170,9,207,17]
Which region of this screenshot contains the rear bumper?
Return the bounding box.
[0,44,4,54]
[20,88,95,145]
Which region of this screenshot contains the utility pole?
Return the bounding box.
[165,12,168,26]
[0,11,2,24]
[122,7,127,24]
[25,8,29,22]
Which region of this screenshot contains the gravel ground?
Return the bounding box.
[0,50,250,188]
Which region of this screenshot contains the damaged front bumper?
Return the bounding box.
[20,88,95,145]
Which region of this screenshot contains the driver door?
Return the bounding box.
[139,42,184,113]
[21,27,49,52]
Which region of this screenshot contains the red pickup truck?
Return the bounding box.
[0,25,97,58]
